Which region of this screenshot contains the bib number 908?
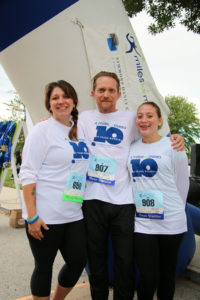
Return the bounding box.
[142,199,155,207]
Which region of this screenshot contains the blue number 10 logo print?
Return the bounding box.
[131,158,158,182]
[93,126,124,145]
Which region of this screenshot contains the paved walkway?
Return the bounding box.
[0,187,200,299]
[0,186,22,211]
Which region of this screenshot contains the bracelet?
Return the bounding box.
[27,214,39,224]
[27,214,38,222]
[27,215,39,224]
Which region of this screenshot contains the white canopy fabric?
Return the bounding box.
[0,0,169,134]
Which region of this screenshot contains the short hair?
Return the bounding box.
[92,71,120,92]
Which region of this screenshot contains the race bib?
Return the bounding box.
[135,190,164,220]
[62,171,86,203]
[87,154,117,185]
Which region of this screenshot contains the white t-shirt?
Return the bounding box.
[128,136,189,234]
[20,117,89,224]
[78,109,140,205]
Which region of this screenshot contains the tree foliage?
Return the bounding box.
[4,92,25,121]
[123,0,200,34]
[3,92,25,151]
[165,95,200,156]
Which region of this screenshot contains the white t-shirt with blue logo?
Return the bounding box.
[128,136,189,234]
[20,117,89,224]
[78,109,140,205]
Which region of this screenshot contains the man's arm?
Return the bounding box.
[170,134,185,151]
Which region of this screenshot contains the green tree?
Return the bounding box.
[123,0,200,34]
[4,92,25,121]
[3,92,25,151]
[165,95,200,156]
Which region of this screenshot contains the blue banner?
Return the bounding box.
[0,121,17,168]
[0,0,79,52]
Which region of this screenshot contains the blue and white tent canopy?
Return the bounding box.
[0,0,170,134]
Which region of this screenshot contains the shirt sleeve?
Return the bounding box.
[131,113,141,142]
[173,150,189,204]
[19,124,49,186]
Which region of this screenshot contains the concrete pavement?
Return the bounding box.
[0,186,22,211]
[0,187,200,299]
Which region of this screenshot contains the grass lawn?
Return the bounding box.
[3,169,22,189]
